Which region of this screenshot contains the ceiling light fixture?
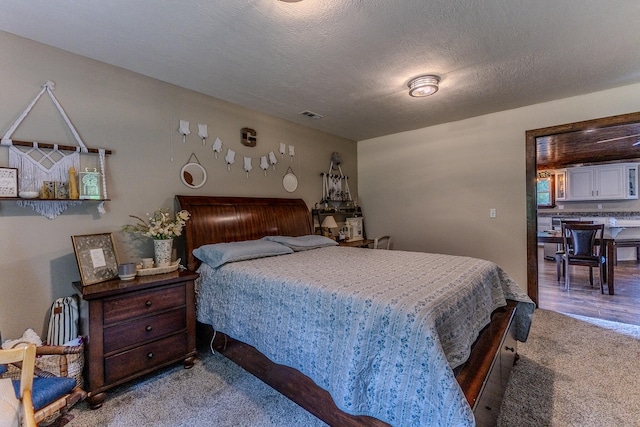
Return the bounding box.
[407,75,440,97]
[278,0,303,2]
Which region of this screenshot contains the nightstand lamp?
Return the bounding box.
[321,216,338,238]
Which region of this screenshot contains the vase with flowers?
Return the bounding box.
[123,208,190,267]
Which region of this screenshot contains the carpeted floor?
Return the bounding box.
[63,309,640,426]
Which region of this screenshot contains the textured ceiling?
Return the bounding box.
[1,0,639,141]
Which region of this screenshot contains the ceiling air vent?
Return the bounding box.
[299,110,324,119]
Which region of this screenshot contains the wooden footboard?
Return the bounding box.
[198,300,518,427]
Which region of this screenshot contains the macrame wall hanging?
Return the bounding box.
[0,81,110,219]
[321,151,351,205]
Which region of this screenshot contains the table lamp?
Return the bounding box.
[321,215,338,238]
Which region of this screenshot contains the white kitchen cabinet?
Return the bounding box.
[567,168,594,200]
[564,163,638,201]
[555,169,567,201]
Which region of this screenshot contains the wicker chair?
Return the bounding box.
[0,344,36,427]
[1,345,86,426]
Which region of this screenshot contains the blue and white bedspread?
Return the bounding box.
[196,246,534,427]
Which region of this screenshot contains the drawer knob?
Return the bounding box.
[505,346,515,352]
[145,325,153,332]
[145,300,152,307]
[147,352,154,359]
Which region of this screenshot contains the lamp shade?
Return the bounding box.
[321,216,338,229]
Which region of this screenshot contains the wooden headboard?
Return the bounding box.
[175,195,313,271]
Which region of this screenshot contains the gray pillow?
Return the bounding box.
[262,235,338,251]
[193,239,293,268]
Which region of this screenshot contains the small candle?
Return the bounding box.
[68,167,79,199]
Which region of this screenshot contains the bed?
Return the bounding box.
[176,195,534,427]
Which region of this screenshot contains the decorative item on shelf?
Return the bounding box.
[0,167,18,198]
[79,168,101,200]
[55,181,69,199]
[346,217,364,241]
[122,208,191,269]
[68,166,79,199]
[321,215,338,238]
[41,181,55,199]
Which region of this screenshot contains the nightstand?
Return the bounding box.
[73,270,198,409]
[339,238,374,248]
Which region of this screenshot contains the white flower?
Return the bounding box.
[123,208,191,240]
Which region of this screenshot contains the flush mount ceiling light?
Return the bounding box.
[278,0,303,2]
[407,75,440,97]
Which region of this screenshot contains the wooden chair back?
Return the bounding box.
[0,344,37,427]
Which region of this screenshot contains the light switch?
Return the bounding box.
[489,208,497,218]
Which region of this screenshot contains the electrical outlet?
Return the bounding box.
[489,208,497,218]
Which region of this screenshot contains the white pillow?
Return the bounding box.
[0,378,19,427]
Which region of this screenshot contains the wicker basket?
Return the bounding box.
[1,344,84,388]
[36,345,84,389]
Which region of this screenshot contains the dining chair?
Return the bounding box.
[0,344,36,427]
[373,235,391,250]
[555,220,593,281]
[562,222,606,293]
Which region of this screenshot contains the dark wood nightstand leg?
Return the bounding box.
[88,392,106,409]
[183,355,196,369]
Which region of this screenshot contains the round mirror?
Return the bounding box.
[283,171,298,193]
[181,162,207,189]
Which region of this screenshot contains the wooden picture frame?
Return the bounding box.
[0,167,18,198]
[71,233,119,285]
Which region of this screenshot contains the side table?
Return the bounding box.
[73,270,198,409]
[339,238,374,248]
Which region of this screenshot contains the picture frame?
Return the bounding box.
[346,217,364,241]
[71,232,119,285]
[0,167,18,198]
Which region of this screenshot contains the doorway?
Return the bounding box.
[525,111,640,325]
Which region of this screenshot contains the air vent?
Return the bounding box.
[299,110,324,119]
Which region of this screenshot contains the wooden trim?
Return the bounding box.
[525,111,640,306]
[5,139,113,155]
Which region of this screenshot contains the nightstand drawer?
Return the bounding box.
[104,332,187,384]
[103,308,187,354]
[103,285,185,324]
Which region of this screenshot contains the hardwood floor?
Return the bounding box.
[537,247,640,326]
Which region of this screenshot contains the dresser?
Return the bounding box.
[73,270,198,409]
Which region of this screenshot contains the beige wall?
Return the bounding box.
[358,83,640,288]
[0,32,356,339]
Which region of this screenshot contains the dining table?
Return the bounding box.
[537,231,616,295]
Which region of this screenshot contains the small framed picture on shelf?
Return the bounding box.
[71,233,119,285]
[0,167,18,198]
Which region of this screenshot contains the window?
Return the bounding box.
[536,173,554,207]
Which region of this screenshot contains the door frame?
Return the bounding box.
[525,111,640,305]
